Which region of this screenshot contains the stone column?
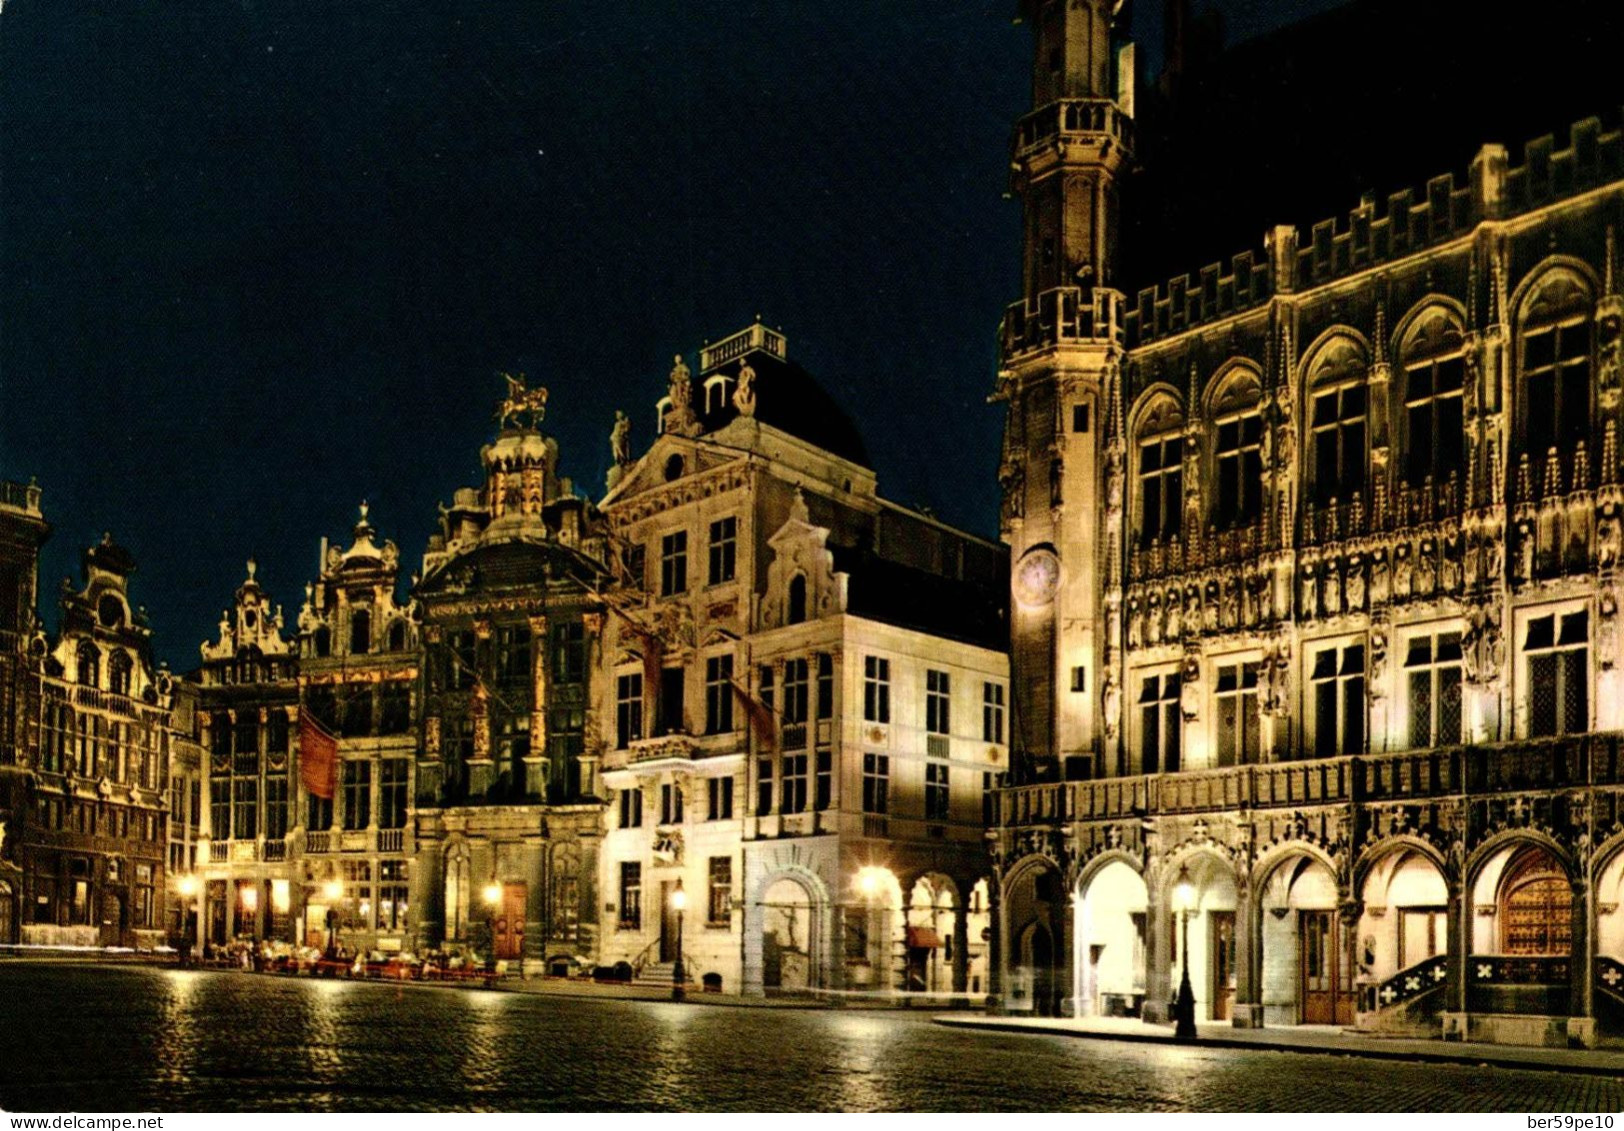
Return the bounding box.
[1569,875,1597,1047]
[952,901,970,996]
[1441,874,1469,1040]
[987,874,1007,1012]
[526,614,549,799]
[1231,879,1266,1028]
[1142,884,1173,1023]
[412,838,443,950]
[522,833,548,975]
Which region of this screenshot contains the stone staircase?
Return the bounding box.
[633,961,696,989]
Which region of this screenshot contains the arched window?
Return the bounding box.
[1497,845,1571,956]
[1398,307,1466,487]
[787,575,808,625]
[349,609,371,655]
[1207,368,1264,529]
[106,651,132,697]
[313,625,331,658]
[76,641,100,687]
[1518,268,1593,462]
[387,619,407,653]
[1132,393,1184,548]
[1306,336,1368,506]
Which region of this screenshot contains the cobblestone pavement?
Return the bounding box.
[0,964,1619,1112]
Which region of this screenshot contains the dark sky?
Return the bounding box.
[0,0,1343,670]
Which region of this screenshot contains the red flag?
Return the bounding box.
[732,680,777,754]
[299,711,338,800]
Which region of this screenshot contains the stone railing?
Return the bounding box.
[627,733,700,765]
[1012,97,1134,159]
[305,830,331,854]
[377,828,405,853]
[1001,286,1125,361]
[1361,953,1448,1014]
[996,734,1624,828]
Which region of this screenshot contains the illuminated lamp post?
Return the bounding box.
[670,881,688,1002]
[482,881,502,971]
[1173,866,1198,1041]
[175,874,199,965]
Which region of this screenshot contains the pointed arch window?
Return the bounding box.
[1214,409,1263,528]
[1311,380,1367,505]
[1400,311,1466,487]
[1519,272,1593,463]
[1137,435,1182,547]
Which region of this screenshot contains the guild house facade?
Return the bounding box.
[991,0,1624,1047]
[594,325,1005,996]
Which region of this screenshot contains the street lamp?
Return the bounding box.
[1173,866,1198,1041]
[174,874,199,966]
[669,881,687,1002]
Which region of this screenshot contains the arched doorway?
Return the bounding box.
[1165,854,1240,1022]
[1357,847,1448,984]
[1259,854,1348,1025]
[846,866,902,992]
[761,876,817,992]
[1469,841,1573,1017]
[0,880,14,945]
[905,875,959,995]
[1002,858,1064,1015]
[1498,847,1572,956]
[1075,860,1148,1018]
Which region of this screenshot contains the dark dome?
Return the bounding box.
[698,353,871,468]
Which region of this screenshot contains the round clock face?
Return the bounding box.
[1014,547,1060,606]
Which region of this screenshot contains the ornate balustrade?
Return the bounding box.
[997,733,1624,830]
[1361,953,1448,1014]
[1013,97,1134,158]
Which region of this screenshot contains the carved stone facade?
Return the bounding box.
[994,0,1624,1048]
[596,323,1007,995]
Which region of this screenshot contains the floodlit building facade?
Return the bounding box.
[408,384,612,974]
[991,0,1624,1047]
[596,326,1006,996]
[192,561,300,946]
[293,507,421,953]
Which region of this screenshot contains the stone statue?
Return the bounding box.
[1180,658,1201,721]
[1300,562,1318,619]
[1441,542,1462,594]
[667,355,698,435]
[1146,594,1163,646]
[1126,595,1143,648]
[1105,445,1125,514]
[1599,507,1621,571]
[1415,541,1437,597]
[999,461,1025,523]
[733,361,757,418]
[1221,579,1239,629]
[1164,589,1182,640]
[611,410,632,466]
[1323,564,1343,616]
[1393,549,1413,600]
[1346,557,1366,611]
[1102,667,1122,740]
[499,372,548,429]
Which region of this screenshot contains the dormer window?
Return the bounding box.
[350,609,371,655]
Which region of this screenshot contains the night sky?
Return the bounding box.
[0,0,1343,670]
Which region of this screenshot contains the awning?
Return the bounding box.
[905,926,943,949]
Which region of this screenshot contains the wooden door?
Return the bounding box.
[1209,910,1236,1021]
[493,883,526,960]
[1299,910,1352,1024]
